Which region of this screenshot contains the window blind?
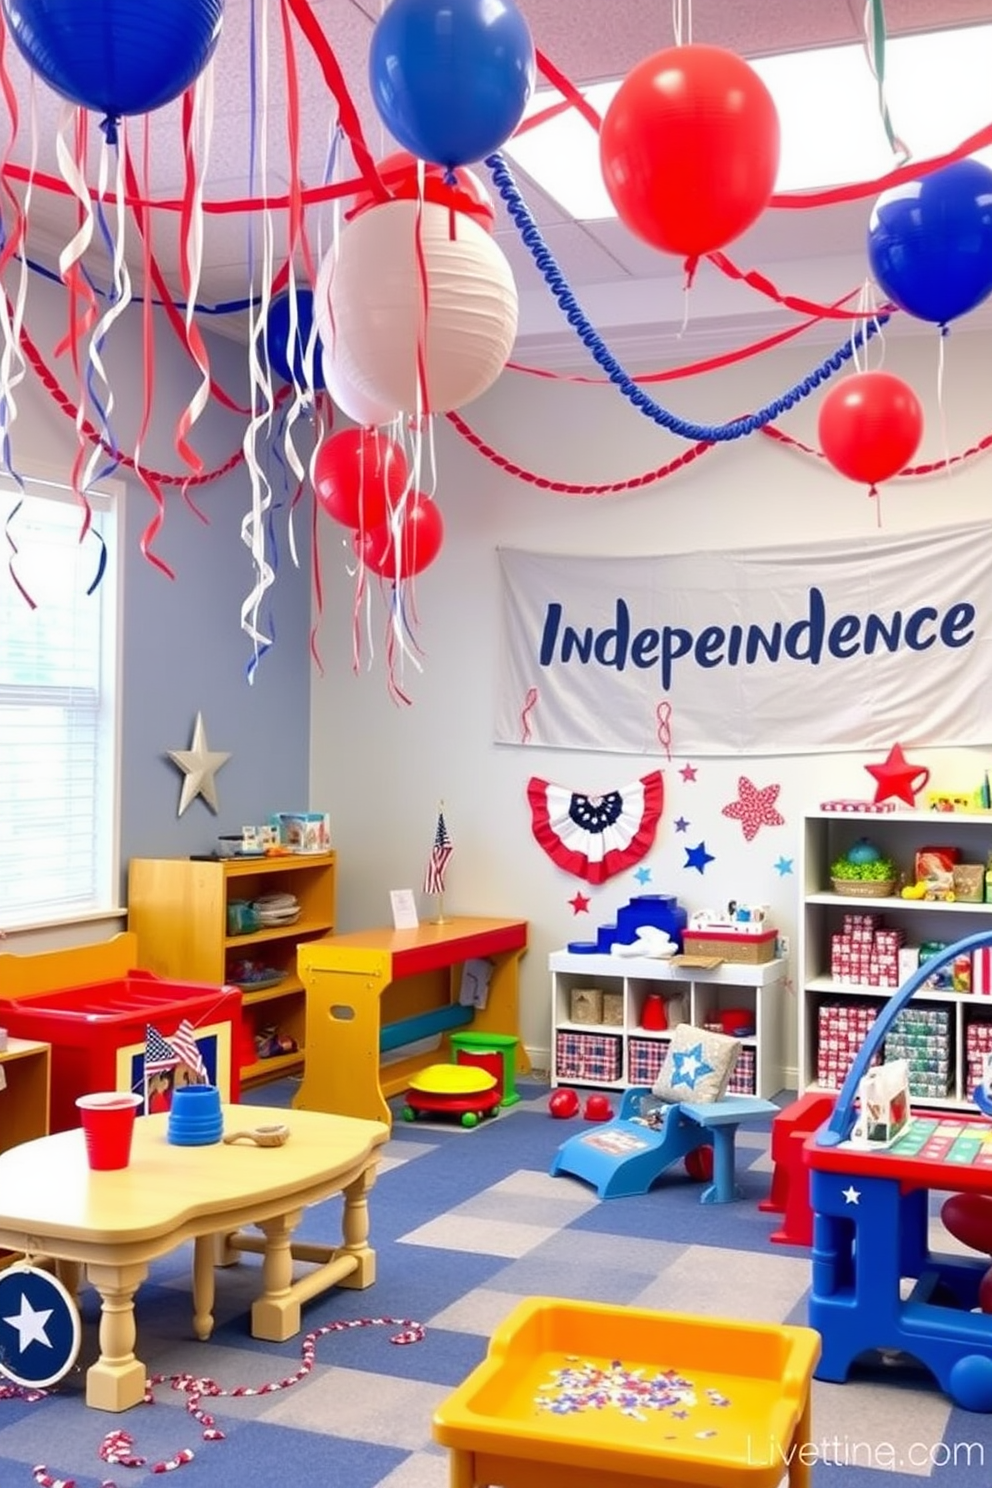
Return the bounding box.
[0,479,119,929]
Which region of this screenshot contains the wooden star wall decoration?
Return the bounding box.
[166,713,231,816]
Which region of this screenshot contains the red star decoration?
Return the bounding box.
[569,892,590,914]
[722,777,786,842]
[679,763,698,782]
[864,743,928,806]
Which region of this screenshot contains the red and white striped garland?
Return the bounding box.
[23,1314,425,1488]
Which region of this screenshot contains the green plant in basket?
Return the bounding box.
[830,838,896,883]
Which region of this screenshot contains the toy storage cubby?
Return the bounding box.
[799,810,992,1107]
[127,853,336,1088]
[549,949,786,1098]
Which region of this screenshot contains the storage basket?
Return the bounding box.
[569,987,603,1025]
[681,929,778,965]
[555,1030,622,1083]
[627,1036,669,1085]
[830,878,894,898]
[601,990,624,1026]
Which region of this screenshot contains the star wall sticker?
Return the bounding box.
[684,841,714,874]
[634,866,652,885]
[679,763,698,783]
[774,857,794,876]
[569,891,591,914]
[674,816,689,833]
[166,712,232,816]
[722,777,785,842]
[864,742,928,807]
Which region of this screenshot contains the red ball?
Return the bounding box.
[349,150,496,234]
[548,1088,580,1119]
[600,44,780,258]
[818,371,923,489]
[312,428,409,529]
[684,1145,714,1182]
[583,1093,614,1122]
[353,494,444,581]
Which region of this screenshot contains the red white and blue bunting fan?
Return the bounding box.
[527,771,664,885]
[0,1262,81,1389]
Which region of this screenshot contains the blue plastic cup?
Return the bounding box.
[167,1084,223,1146]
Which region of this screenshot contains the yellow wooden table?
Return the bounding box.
[433,1297,821,1488]
[0,1103,387,1411]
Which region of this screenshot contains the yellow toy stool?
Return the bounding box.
[402,1063,501,1128]
[434,1296,821,1488]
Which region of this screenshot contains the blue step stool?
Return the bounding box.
[550,1087,779,1202]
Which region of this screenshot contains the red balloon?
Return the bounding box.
[599,44,780,258]
[348,150,496,233]
[353,494,444,580]
[818,371,923,489]
[312,428,409,529]
[941,1191,992,1256]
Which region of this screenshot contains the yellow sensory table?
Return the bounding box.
[433,1297,821,1488]
[295,916,528,1125]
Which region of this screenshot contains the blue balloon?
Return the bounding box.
[369,0,535,169]
[265,291,326,394]
[0,0,224,121]
[868,158,992,326]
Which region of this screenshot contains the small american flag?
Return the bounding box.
[423,809,453,896]
[145,1024,181,1077]
[168,1018,208,1081]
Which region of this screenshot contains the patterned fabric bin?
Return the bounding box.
[726,1046,756,1096]
[627,1036,670,1086]
[555,1030,622,1083]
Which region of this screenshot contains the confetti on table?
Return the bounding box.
[535,1359,718,1422]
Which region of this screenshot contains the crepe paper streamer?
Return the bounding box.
[527,771,664,885]
[487,150,883,444]
[175,77,215,492]
[706,252,893,321]
[761,422,992,478]
[863,0,910,163]
[79,132,132,502]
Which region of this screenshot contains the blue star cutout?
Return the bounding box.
[674,816,689,833]
[670,1042,714,1090]
[774,857,794,876]
[684,841,714,874]
[634,866,652,885]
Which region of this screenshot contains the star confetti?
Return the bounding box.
[535,1359,703,1421]
[721,777,785,842]
[674,816,689,833]
[679,763,698,783]
[774,856,794,876]
[569,892,590,914]
[634,866,652,885]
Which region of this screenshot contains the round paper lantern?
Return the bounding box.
[818,371,923,489]
[354,494,444,580]
[265,290,325,393]
[313,252,399,427]
[0,0,224,119]
[312,429,409,530]
[368,0,535,169]
[868,158,992,326]
[599,44,780,258]
[348,151,496,233]
[325,199,518,415]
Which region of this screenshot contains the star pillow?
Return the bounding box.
[651,1024,741,1106]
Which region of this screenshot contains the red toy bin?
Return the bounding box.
[1,972,242,1132]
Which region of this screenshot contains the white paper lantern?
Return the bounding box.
[314,251,400,427]
[321,199,519,415]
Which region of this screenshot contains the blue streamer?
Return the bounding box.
[485,152,888,443]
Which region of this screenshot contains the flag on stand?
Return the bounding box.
[424,809,453,896]
[145,1024,181,1077]
[168,1018,208,1080]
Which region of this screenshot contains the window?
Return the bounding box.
[0,474,121,930]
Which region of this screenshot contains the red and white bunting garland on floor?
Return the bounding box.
[7,1313,425,1488]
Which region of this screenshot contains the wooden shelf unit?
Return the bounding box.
[0,1036,50,1153]
[127,854,336,1087]
[549,949,787,1099]
[798,810,992,1108]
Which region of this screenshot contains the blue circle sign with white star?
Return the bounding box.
[0,1263,80,1388]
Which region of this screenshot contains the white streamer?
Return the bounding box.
[81,127,133,493]
[177,65,216,473]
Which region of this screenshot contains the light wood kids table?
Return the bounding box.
[0,1104,387,1411]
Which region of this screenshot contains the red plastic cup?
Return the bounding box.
[76,1091,142,1171]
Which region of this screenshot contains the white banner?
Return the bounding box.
[496,522,992,756]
